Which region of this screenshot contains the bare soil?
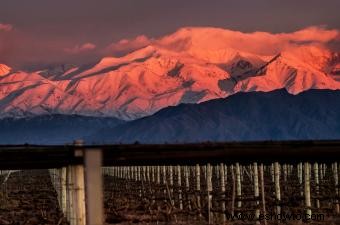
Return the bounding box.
[0,170,68,225]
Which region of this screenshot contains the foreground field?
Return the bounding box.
[103,164,340,225]
[1,168,340,224]
[0,170,67,225]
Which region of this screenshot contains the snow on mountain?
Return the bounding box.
[0,27,339,120]
[0,64,11,76]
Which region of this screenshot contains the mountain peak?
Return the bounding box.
[0,27,339,120]
[0,64,11,76]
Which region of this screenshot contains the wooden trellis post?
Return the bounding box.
[138,166,141,181]
[319,164,324,181]
[61,167,67,217]
[151,166,155,183]
[73,165,86,225]
[304,162,312,218]
[298,163,303,197]
[219,163,226,223]
[157,166,161,184]
[184,166,191,211]
[134,166,138,181]
[253,162,260,222]
[146,166,150,182]
[231,165,236,217]
[177,165,183,210]
[274,162,281,215]
[67,165,74,225]
[314,163,320,209]
[85,148,103,225]
[206,163,213,224]
[235,163,242,209]
[283,164,288,183]
[196,164,202,217]
[162,165,167,202]
[334,162,340,214]
[271,163,275,183]
[169,166,174,206]
[259,164,267,225]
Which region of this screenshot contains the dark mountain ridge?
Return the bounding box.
[89,89,340,144]
[0,114,123,144]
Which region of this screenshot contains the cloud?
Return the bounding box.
[282,26,339,43]
[1,26,339,70]
[64,43,96,54]
[235,26,340,55]
[104,35,152,56]
[158,26,340,56]
[0,23,13,32]
[0,31,100,69]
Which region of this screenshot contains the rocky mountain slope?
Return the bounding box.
[1,27,339,120]
[0,114,123,144]
[89,89,340,143]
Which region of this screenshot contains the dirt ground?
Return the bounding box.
[103,170,340,225]
[1,170,340,225]
[0,170,67,225]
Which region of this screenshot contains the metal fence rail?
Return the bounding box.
[1,140,340,169]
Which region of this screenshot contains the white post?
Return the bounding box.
[314,163,320,209]
[85,149,103,225]
[283,164,287,183]
[274,162,281,215]
[185,166,191,211]
[207,163,213,224]
[219,163,226,223]
[61,167,67,217]
[231,165,236,216]
[196,164,201,216]
[253,162,260,222]
[177,165,183,210]
[235,163,242,209]
[157,166,161,184]
[67,166,74,225]
[169,166,174,206]
[304,162,312,218]
[259,164,267,225]
[146,166,150,182]
[162,165,167,202]
[151,166,155,183]
[73,165,86,225]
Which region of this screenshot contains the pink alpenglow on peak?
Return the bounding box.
[0,64,11,76]
[0,27,340,120]
[156,26,339,56]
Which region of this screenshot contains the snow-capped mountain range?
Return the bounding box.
[1,27,339,120]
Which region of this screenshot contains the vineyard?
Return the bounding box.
[100,163,340,224]
[0,142,340,224]
[0,170,66,224]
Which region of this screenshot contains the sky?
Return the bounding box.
[1,0,340,70]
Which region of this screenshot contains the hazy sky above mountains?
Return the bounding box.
[1,0,340,69]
